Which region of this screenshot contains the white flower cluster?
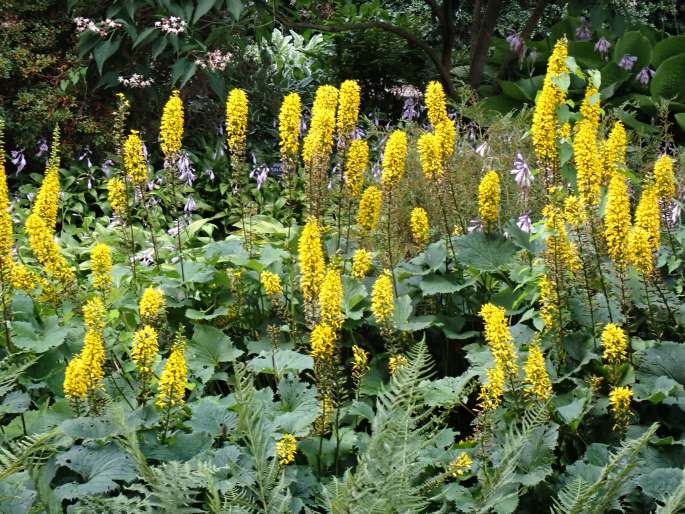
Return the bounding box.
[195,50,232,72]
[118,74,154,88]
[154,16,187,35]
[74,17,122,37]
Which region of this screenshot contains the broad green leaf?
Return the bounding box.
[454,233,518,272]
[419,371,477,407]
[248,349,313,375]
[93,37,121,74]
[227,0,243,20]
[54,444,137,500]
[187,396,237,435]
[639,468,683,501]
[419,274,460,296]
[12,317,68,353]
[193,0,217,23]
[188,325,243,383]
[59,417,119,439]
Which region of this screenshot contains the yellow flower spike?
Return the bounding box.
[653,155,675,202]
[319,268,344,331]
[448,452,473,477]
[156,342,188,409]
[0,119,12,275]
[357,185,382,231]
[601,121,627,182]
[298,218,325,303]
[131,325,159,375]
[425,80,448,126]
[123,130,148,187]
[302,85,338,167]
[435,117,456,161]
[63,355,88,401]
[371,270,394,325]
[609,386,633,432]
[139,287,166,323]
[563,194,586,227]
[160,90,184,157]
[260,271,283,296]
[479,303,518,380]
[381,130,408,189]
[627,226,654,277]
[478,170,500,227]
[477,363,505,411]
[410,207,430,247]
[309,323,336,360]
[417,132,443,180]
[579,84,601,129]
[538,274,560,330]
[573,119,602,208]
[11,264,39,292]
[337,80,361,140]
[344,139,369,197]
[90,243,112,294]
[107,177,128,217]
[635,186,661,253]
[226,88,249,161]
[276,433,297,465]
[388,354,408,375]
[601,323,628,365]
[279,92,301,162]
[351,344,369,380]
[524,343,552,401]
[351,249,372,279]
[531,37,568,167]
[543,204,581,273]
[604,173,631,267]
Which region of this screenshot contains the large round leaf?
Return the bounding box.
[613,30,652,70]
[651,54,685,103]
[652,35,685,68]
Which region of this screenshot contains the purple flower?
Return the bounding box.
[35,138,48,158]
[594,37,611,59]
[401,97,420,121]
[177,152,196,186]
[10,150,26,173]
[510,151,533,189]
[475,142,489,157]
[205,167,215,181]
[78,147,93,169]
[575,17,592,41]
[516,212,532,233]
[618,54,638,71]
[250,163,269,190]
[506,31,526,59]
[101,159,114,176]
[635,66,655,86]
[184,195,197,213]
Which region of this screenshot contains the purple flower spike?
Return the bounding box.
[618,54,638,71]
[575,17,592,41]
[510,151,533,189]
[635,66,655,86]
[516,212,532,233]
[594,37,611,59]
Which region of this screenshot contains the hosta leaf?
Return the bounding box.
[454,233,518,272]
[54,444,136,500]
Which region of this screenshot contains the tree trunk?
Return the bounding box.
[468,0,504,88]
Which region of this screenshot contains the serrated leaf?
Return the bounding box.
[639,468,683,501]
[12,317,68,353]
[419,371,477,407]
[419,274,460,295]
[188,325,243,383]
[248,350,313,375]
[187,396,237,435]
[54,444,136,500]
[454,233,518,272]
[59,417,118,439]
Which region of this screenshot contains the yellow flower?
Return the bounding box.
[478,170,500,227]
[388,354,408,375]
[279,92,301,162]
[524,343,552,401]
[604,173,631,267]
[448,452,472,477]
[635,186,660,253]
[627,226,653,276]
[91,243,112,293]
[357,185,382,231]
[107,177,127,217]
[371,270,394,325]
[477,363,505,411]
[479,303,518,380]
[310,323,336,360]
[653,155,675,201]
[131,325,159,375]
[337,79,361,139]
[425,80,448,126]
[531,37,568,167]
[351,344,369,381]
[123,130,148,187]
[601,323,628,365]
[64,355,88,401]
[160,90,184,157]
[260,271,283,296]
[298,218,326,303]
[226,88,249,161]
[83,297,106,332]
[543,204,581,272]
[351,249,372,279]
[435,118,456,161]
[344,139,369,197]
[11,264,38,291]
[410,207,430,246]
[558,122,572,141]
[80,299,106,394]
[156,342,188,409]
[319,268,344,331]
[139,287,166,322]
[0,119,12,275]
[601,121,627,182]
[302,85,338,167]
[609,386,632,432]
[573,119,602,207]
[538,274,559,330]
[563,194,586,227]
[579,84,601,129]
[381,130,408,189]
[276,433,297,465]
[417,132,442,180]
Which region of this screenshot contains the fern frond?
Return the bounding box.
[0,352,39,397]
[0,431,58,480]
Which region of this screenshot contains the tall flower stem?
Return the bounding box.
[575,232,597,349]
[589,220,613,323]
[385,189,398,295]
[642,276,658,341]
[0,268,14,353]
